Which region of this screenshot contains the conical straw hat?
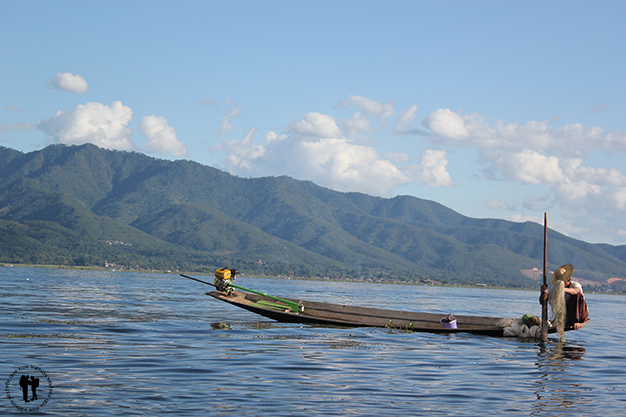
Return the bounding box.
[551,264,574,285]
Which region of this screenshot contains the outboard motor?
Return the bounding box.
[214,268,238,294]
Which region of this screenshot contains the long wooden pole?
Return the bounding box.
[180,274,302,313]
[541,213,548,342]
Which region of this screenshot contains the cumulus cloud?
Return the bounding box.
[139,115,188,157]
[209,98,626,243]
[611,187,626,211]
[37,101,135,150]
[218,103,242,134]
[339,95,394,120]
[287,112,342,138]
[211,109,454,196]
[48,72,89,93]
[406,149,456,187]
[341,111,373,137]
[211,129,259,170]
[492,150,565,185]
[424,109,471,140]
[481,145,626,218]
[421,108,626,191]
[216,136,450,196]
[420,107,626,243]
[297,138,411,195]
[422,108,623,157]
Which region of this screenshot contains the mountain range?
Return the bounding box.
[1,143,625,290]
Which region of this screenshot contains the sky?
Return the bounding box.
[1,1,625,245]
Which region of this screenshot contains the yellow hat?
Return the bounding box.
[551,264,574,285]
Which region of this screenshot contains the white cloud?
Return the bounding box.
[556,180,602,204]
[565,162,626,187]
[406,149,456,187]
[422,107,626,196]
[424,109,469,139]
[209,100,626,243]
[218,105,242,134]
[420,107,626,243]
[211,111,456,196]
[494,150,565,185]
[213,129,410,195]
[4,105,22,111]
[604,129,626,153]
[37,101,135,151]
[211,129,266,171]
[298,138,410,195]
[139,115,188,157]
[48,72,89,93]
[555,185,626,244]
[394,105,418,134]
[339,95,394,120]
[611,187,626,211]
[287,112,342,138]
[264,131,287,144]
[341,111,373,137]
[423,108,623,157]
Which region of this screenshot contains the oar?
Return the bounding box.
[541,213,548,342]
[180,274,217,288]
[180,274,304,313]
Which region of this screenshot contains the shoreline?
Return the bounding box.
[2,263,623,295]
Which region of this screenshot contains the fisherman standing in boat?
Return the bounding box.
[541,264,589,334]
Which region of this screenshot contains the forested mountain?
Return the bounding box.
[1,144,625,289]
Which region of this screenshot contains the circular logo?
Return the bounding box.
[5,365,53,412]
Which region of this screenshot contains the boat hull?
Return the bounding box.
[207,290,514,336]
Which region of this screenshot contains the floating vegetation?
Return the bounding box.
[211,322,231,330]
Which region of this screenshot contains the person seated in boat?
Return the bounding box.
[541,264,589,331]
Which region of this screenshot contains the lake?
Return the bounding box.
[1,267,625,416]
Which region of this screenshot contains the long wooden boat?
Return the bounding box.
[206,289,586,337]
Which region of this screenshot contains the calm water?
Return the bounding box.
[1,267,625,416]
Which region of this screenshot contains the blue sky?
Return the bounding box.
[1,1,625,245]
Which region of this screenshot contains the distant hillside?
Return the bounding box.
[1,144,625,290]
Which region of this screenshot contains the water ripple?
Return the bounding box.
[1,267,624,416]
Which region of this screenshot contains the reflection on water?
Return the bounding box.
[1,267,625,416]
[533,342,592,416]
[540,343,587,362]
